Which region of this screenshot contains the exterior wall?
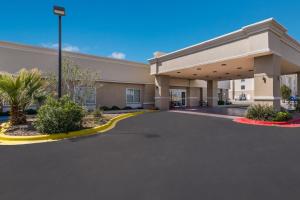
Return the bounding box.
[96,82,154,109]
[0,41,155,109]
[0,41,154,85]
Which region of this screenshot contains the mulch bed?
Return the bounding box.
[3,114,120,136]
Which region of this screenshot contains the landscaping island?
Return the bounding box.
[234,104,300,127]
[0,68,150,145]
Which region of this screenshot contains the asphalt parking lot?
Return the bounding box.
[1,111,300,200]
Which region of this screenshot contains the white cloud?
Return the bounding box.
[111,52,126,60]
[41,43,80,52]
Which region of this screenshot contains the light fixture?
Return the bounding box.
[53,6,66,16]
[53,5,66,98]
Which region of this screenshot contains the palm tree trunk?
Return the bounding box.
[10,105,26,125]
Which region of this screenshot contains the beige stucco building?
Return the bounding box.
[149,18,300,110]
[1,18,300,111]
[0,41,228,110]
[229,75,297,102]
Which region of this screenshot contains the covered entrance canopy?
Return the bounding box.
[149,18,300,110]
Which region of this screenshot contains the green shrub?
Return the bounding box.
[218,100,225,105]
[123,106,132,110]
[246,104,292,122]
[0,111,9,116]
[273,112,292,122]
[100,106,110,111]
[246,104,276,121]
[25,109,37,115]
[111,105,120,110]
[34,96,84,134]
[92,108,103,118]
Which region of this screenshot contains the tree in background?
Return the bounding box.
[280,84,292,103]
[0,69,45,125]
[47,57,101,107]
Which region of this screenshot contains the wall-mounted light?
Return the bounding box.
[262,76,267,83]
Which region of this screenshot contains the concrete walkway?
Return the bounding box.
[170,106,247,118]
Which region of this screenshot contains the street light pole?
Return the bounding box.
[53,6,66,98]
[58,15,62,98]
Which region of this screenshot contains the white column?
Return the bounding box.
[154,75,170,110]
[207,80,218,107]
[254,54,281,111]
[187,87,200,107]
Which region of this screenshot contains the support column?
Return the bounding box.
[155,75,170,110]
[143,84,155,109]
[207,80,218,107]
[254,54,281,111]
[187,87,200,107]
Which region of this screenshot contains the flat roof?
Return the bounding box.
[0,40,149,68]
[148,18,300,64]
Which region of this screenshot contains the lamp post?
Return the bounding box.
[53,6,66,98]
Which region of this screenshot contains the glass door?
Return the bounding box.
[170,89,187,108]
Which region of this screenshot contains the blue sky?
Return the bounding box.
[1,0,300,63]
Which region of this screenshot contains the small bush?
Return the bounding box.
[100,106,110,111]
[246,104,276,121]
[92,108,103,118]
[111,105,120,110]
[246,104,291,122]
[25,109,37,115]
[34,96,84,134]
[273,112,292,122]
[225,101,232,105]
[0,111,10,116]
[218,100,225,105]
[123,106,132,110]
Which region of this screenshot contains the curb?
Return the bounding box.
[233,117,300,128]
[0,111,145,144]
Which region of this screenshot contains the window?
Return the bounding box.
[74,86,96,105]
[241,85,245,90]
[126,88,141,104]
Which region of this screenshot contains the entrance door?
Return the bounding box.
[170,89,187,108]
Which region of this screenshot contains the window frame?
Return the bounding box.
[74,86,97,106]
[126,88,141,105]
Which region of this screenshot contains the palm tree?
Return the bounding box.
[0,69,44,125]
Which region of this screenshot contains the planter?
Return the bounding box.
[0,111,149,145]
[233,117,300,128]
